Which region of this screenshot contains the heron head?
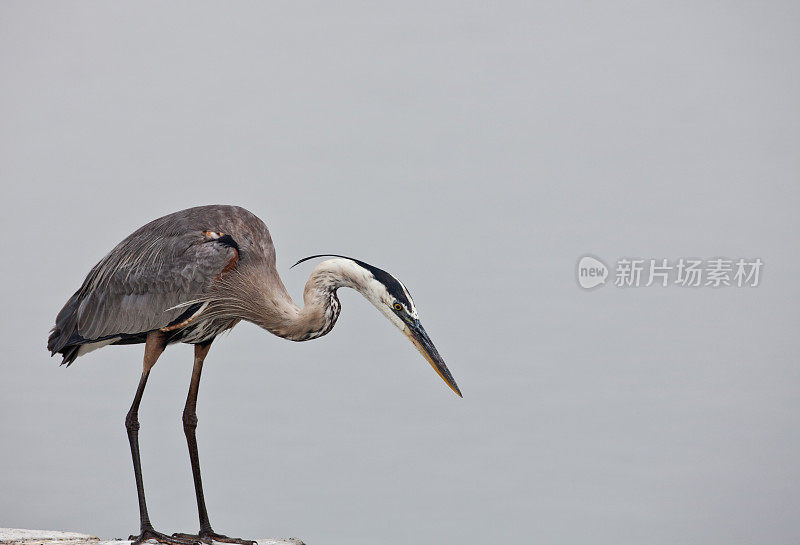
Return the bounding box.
[292,254,462,397]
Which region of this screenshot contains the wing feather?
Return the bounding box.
[73,230,237,341]
[48,204,274,361]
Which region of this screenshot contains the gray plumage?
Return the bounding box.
[48,205,284,364]
[47,204,460,545]
[48,204,462,385]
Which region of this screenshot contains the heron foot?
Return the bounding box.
[172,530,256,545]
[129,528,202,545]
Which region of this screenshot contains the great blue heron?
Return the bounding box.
[47,204,460,545]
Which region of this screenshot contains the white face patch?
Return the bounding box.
[355,270,418,332]
[315,258,417,333]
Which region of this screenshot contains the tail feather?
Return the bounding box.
[48,289,84,366]
[49,287,152,366]
[59,345,81,367]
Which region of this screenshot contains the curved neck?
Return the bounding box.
[220,258,372,342]
[281,263,345,341]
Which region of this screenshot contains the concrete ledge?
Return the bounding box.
[0,529,304,545]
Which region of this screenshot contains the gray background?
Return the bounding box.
[1,2,798,544]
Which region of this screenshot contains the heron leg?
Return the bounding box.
[126,332,200,545]
[172,341,256,545]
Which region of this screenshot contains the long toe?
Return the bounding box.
[203,534,256,545]
[173,531,256,545]
[171,534,201,542]
[131,529,203,545]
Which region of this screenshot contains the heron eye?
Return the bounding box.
[393,302,403,312]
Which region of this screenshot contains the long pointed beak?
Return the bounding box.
[404,320,462,397]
